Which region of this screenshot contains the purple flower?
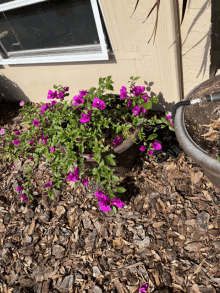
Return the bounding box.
[132,106,141,116]
[170,121,174,126]
[83,178,88,186]
[20,101,25,106]
[127,98,132,107]
[92,97,106,110]
[45,182,52,188]
[94,190,112,212]
[12,166,16,170]
[166,115,171,121]
[147,150,153,156]
[140,145,146,151]
[20,193,28,203]
[39,136,48,145]
[32,119,40,127]
[88,154,94,159]
[152,140,162,150]
[50,146,56,152]
[140,106,146,114]
[14,131,20,135]
[77,138,82,141]
[139,283,148,293]
[120,86,129,99]
[13,139,20,146]
[110,198,125,209]
[67,167,79,182]
[29,157,34,161]
[112,135,123,147]
[142,94,149,103]
[47,89,58,100]
[41,104,49,114]
[63,87,69,92]
[78,90,89,97]
[58,92,64,100]
[79,111,92,124]
[16,186,23,191]
[130,85,145,98]
[51,100,57,108]
[72,95,84,106]
[0,129,5,135]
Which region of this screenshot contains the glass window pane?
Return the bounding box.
[0,0,100,53]
[0,1,14,3]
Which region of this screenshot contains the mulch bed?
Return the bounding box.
[0,101,220,293]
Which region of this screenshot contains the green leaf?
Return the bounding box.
[161,117,167,124]
[133,76,140,81]
[99,78,104,86]
[106,84,114,91]
[115,187,126,193]
[95,174,100,184]
[53,84,58,89]
[112,205,117,214]
[106,155,117,166]
[101,179,108,185]
[169,125,175,131]
[147,133,158,140]
[152,96,159,104]
[92,168,99,175]
[143,100,152,110]
[112,175,120,182]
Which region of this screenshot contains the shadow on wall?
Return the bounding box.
[0,73,30,103]
[143,80,175,114]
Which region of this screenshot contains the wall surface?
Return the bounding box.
[178,0,211,98]
[0,0,212,113]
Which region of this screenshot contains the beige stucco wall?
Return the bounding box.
[0,0,212,113]
[178,0,211,98]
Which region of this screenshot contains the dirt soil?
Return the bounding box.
[1,101,220,293]
[184,75,220,160]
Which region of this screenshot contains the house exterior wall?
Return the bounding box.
[0,0,211,113]
[178,0,212,98]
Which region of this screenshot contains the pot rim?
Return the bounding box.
[174,74,220,172]
[80,110,146,161]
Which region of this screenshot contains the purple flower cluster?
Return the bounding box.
[92,97,106,110]
[94,190,125,212]
[67,167,79,182]
[120,86,129,99]
[139,283,148,293]
[79,110,92,124]
[112,135,123,147]
[132,105,146,116]
[16,186,28,202]
[130,85,145,97]
[47,88,67,101]
[139,139,162,155]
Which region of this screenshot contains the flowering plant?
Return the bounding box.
[0,76,173,213]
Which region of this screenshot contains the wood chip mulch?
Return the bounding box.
[0,101,220,293]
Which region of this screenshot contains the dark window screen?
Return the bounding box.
[0,0,100,53]
[1,1,14,3]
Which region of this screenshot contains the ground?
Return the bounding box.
[0,101,220,293]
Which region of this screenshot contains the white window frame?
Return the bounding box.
[0,0,109,64]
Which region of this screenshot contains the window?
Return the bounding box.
[0,0,113,64]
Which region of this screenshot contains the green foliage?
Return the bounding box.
[0,76,172,213]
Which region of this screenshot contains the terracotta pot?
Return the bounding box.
[174,75,220,190]
[80,126,142,177]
